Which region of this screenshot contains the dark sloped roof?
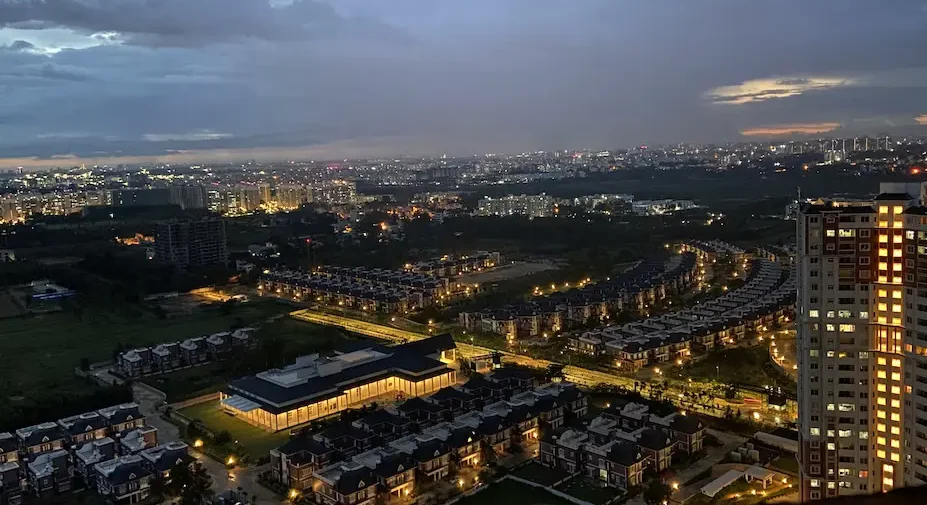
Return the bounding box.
[278,436,332,457]
[669,415,704,435]
[608,441,646,467]
[335,466,377,494]
[106,461,153,485]
[411,440,449,463]
[374,453,415,478]
[394,333,455,356]
[637,428,675,451]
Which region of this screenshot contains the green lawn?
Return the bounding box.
[456,480,573,505]
[556,477,623,505]
[179,401,292,460]
[678,345,796,390]
[512,462,571,486]
[0,299,290,399]
[769,455,800,475]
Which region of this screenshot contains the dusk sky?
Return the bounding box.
[1,0,926,168]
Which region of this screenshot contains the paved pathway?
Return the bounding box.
[134,385,284,504]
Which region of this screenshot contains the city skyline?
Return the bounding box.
[1,0,926,169]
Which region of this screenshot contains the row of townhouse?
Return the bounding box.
[115,327,255,378]
[540,400,707,491]
[260,269,419,313]
[0,403,191,504]
[460,253,701,340]
[573,258,796,369]
[681,240,747,266]
[269,372,588,504]
[404,252,502,278]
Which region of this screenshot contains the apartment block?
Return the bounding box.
[797,182,927,500]
[154,217,228,268]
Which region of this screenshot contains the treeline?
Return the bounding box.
[0,382,134,433]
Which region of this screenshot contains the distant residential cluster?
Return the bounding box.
[475,192,698,218]
[258,266,474,313]
[460,253,699,340]
[541,399,706,488]
[574,242,796,369]
[0,403,193,504]
[476,193,557,219]
[403,251,501,278]
[115,327,255,378]
[0,178,356,223]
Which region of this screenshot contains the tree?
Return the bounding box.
[214,430,232,445]
[148,474,169,504]
[179,465,215,505]
[643,480,672,505]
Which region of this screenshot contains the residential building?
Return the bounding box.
[16,423,64,459]
[154,217,228,268]
[25,449,70,497]
[95,455,152,504]
[796,182,927,500]
[74,438,117,489]
[139,442,194,481]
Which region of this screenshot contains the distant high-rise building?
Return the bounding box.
[169,185,208,210]
[797,181,927,501]
[154,217,228,268]
[111,188,171,207]
[315,180,356,206]
[476,193,555,218]
[274,185,312,210]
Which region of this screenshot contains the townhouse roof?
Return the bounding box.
[668,415,705,435]
[75,437,116,466]
[333,466,377,494]
[59,412,108,436]
[16,422,63,446]
[607,441,647,467]
[0,433,16,454]
[277,435,332,457]
[140,442,192,472]
[410,439,449,463]
[27,449,68,478]
[96,456,152,485]
[427,386,474,404]
[637,428,675,451]
[98,404,143,425]
[373,452,415,478]
[489,366,536,383]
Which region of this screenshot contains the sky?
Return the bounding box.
[1,0,926,169]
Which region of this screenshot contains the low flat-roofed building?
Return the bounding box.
[222,335,458,432]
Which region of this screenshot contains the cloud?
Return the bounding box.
[0,0,405,47]
[707,76,855,105]
[142,131,234,142]
[916,114,927,125]
[741,122,842,137]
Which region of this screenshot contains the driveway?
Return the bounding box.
[134,385,285,504]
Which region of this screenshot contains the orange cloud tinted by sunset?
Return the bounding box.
[916,114,927,125]
[741,122,841,137]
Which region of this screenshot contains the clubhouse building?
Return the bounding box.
[221,335,458,432]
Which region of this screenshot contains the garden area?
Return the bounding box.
[675,346,796,391]
[511,462,571,487]
[556,477,623,504]
[178,401,291,461]
[455,479,573,505]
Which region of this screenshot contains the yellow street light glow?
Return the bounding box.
[193,439,204,448]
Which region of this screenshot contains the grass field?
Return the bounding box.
[557,477,622,504]
[679,345,796,390]
[0,299,290,398]
[456,480,573,505]
[180,401,291,459]
[511,462,570,486]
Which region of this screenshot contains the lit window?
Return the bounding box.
[811,479,821,488]
[893,249,903,257]
[877,384,887,392]
[826,229,836,237]
[827,443,836,450]
[892,373,901,381]
[878,303,888,311]
[892,304,902,312]
[810,427,821,436]
[877,450,886,458]
[859,432,869,440]
[809,309,820,318]
[891,439,900,448]
[828,482,836,489]
[892,358,901,367]
[838,430,852,438]
[839,324,856,332]
[827,350,835,357]
[826,324,836,332]
[878,371,887,379]
[878,290,888,297]
[838,404,855,411]
[878,357,887,365]
[894,206,903,214]
[878,263,888,271]
[839,229,855,238]
[810,350,819,357]
[880,206,889,214]
[877,410,887,418]
[894,235,903,244]
[891,413,901,422]
[827,310,835,318]
[891,452,900,461]
[827,404,836,411]
[860,351,869,359]
[877,397,887,406]
[893,263,902,272]
[891,386,901,394]
[877,424,887,432]
[838,310,852,318]
[890,426,900,435]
